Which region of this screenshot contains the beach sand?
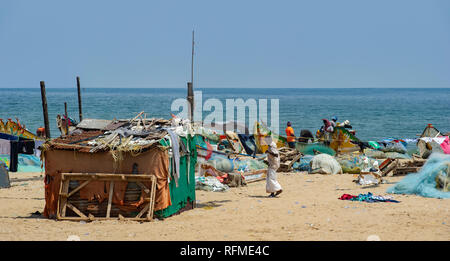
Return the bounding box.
[0,171,448,241]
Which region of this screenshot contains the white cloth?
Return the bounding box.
[310,153,343,174]
[420,137,446,145]
[266,168,282,193]
[0,139,10,155]
[266,142,281,193]
[165,128,180,187]
[267,142,280,170]
[34,140,44,158]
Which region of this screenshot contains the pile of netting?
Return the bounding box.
[336,154,380,174]
[386,153,450,199]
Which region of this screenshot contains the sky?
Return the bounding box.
[1,0,449,88]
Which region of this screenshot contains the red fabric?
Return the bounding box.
[215,174,228,183]
[440,136,450,154]
[205,141,213,160]
[339,194,357,200]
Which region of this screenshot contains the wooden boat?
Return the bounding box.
[417,124,444,158]
[0,118,40,140]
[254,122,286,153]
[329,127,361,154]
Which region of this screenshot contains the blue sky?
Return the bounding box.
[1,0,449,88]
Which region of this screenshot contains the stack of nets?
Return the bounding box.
[386,153,450,198]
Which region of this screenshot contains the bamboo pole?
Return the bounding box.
[40,81,51,138]
[77,76,83,122]
[64,102,68,135]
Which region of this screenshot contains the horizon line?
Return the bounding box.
[1,86,450,89]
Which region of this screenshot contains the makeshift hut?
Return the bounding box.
[42,114,196,221]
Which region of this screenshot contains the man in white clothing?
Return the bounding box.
[266,141,283,197]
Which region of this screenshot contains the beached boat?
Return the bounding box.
[0,118,40,140]
[417,124,446,158]
[329,127,361,154]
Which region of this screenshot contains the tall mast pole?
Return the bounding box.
[191,30,195,86]
[187,30,195,123]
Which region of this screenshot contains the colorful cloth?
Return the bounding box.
[440,136,450,154]
[339,192,400,203]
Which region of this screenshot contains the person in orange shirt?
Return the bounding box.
[285,121,296,148]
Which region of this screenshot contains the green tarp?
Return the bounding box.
[154,135,197,218]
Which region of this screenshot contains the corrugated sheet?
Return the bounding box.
[76,119,112,130]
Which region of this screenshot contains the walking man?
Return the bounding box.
[266,141,283,197]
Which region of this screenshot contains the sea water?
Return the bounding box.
[0,88,449,141]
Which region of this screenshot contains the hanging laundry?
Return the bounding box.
[205,140,213,161]
[440,136,450,154]
[9,139,35,172]
[420,137,446,144]
[34,140,45,158]
[0,139,10,155]
[19,140,34,154]
[9,141,19,172]
[164,128,180,187]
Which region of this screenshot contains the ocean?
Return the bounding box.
[1,88,449,141]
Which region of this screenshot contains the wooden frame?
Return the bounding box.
[56,173,157,221]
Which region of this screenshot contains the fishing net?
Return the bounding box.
[364,149,411,159]
[195,176,229,192]
[379,141,407,153]
[297,143,336,156]
[292,155,314,172]
[206,156,235,173]
[363,149,386,159]
[386,153,450,199]
[234,158,267,172]
[383,152,411,159]
[336,154,380,174]
[309,154,343,174]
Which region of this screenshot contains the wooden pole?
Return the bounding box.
[76,76,83,122]
[191,30,194,85]
[187,30,195,123]
[40,81,51,139]
[187,82,193,123]
[64,102,68,135]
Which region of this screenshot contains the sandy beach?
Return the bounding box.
[0,171,448,241]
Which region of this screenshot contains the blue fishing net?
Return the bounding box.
[386,153,450,199]
[383,152,411,159]
[379,141,407,153]
[234,158,267,172]
[292,155,314,172]
[297,143,336,156]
